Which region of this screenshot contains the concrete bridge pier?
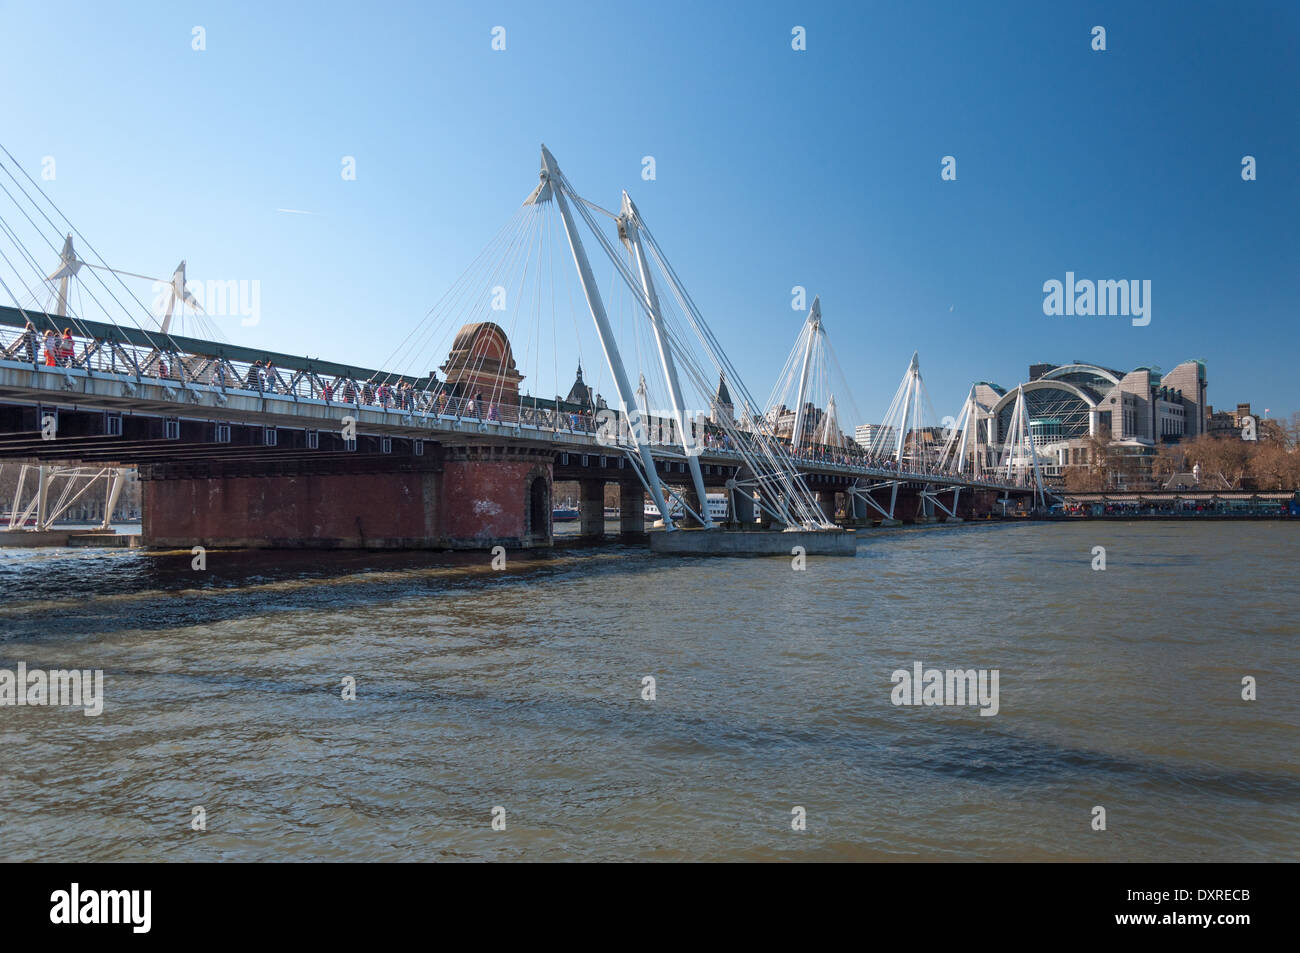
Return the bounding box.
[727,483,755,527]
[619,482,646,538]
[760,494,788,530]
[681,481,706,527]
[850,493,869,526]
[816,491,838,524]
[578,478,606,540]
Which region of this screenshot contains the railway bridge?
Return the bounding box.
[0,145,1039,550]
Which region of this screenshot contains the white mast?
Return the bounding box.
[159,260,204,334]
[527,145,677,530]
[46,234,81,317]
[619,191,713,527]
[789,296,821,452]
[893,351,920,463]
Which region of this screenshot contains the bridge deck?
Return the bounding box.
[0,310,1028,493]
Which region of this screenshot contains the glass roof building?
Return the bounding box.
[970,360,1208,477]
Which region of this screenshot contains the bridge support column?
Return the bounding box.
[851,493,868,526]
[619,482,645,538]
[681,480,705,528]
[139,446,554,550]
[816,491,838,524]
[579,478,605,540]
[728,484,755,527]
[761,494,787,531]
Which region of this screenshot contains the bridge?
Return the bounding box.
[0,144,1042,550]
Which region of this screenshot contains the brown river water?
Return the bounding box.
[0,520,1295,861]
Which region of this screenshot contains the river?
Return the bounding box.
[0,520,1295,861]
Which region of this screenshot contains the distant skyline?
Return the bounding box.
[1,0,1296,421]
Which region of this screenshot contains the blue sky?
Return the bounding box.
[1,0,1296,420]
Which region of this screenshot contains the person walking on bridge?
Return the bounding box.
[42,329,57,366]
[22,321,37,363]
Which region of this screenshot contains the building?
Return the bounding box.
[854,423,895,451]
[971,359,1209,483]
[710,374,734,425]
[564,363,594,409]
[1206,402,1257,438]
[440,322,524,402]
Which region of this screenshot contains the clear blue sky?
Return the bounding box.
[1,0,1296,420]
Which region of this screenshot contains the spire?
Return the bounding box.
[565,362,592,408]
[715,373,732,408]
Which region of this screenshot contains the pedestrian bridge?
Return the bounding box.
[0,144,1039,550]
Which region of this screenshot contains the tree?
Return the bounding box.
[1151,443,1185,484]
[1246,442,1300,490]
[1284,411,1300,449]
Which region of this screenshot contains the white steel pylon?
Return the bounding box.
[893,352,921,464]
[866,351,941,472]
[525,145,678,530]
[816,393,845,447]
[789,296,822,451]
[39,235,205,336]
[512,144,831,531]
[997,385,1047,506]
[158,260,205,334]
[937,385,981,478]
[618,191,713,527]
[46,234,83,317]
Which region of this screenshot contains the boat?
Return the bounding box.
[552,502,579,522]
[644,492,729,523]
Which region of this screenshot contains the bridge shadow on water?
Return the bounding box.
[0,543,653,641]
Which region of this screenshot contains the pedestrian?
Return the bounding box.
[22,321,37,362]
[43,330,57,366]
[60,328,75,366]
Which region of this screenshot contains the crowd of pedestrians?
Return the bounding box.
[8,323,950,479]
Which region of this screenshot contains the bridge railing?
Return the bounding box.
[0,324,1034,491]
